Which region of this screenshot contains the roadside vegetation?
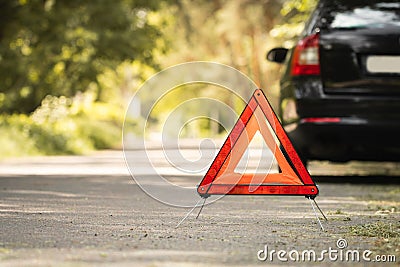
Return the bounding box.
[0,0,315,157]
[0,94,125,157]
[348,221,400,254]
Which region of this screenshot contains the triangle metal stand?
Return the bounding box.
[307,196,328,231]
[176,195,327,231]
[175,197,207,228]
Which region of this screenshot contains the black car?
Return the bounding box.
[267,0,400,165]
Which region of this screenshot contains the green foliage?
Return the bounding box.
[0,115,39,158]
[74,118,120,150]
[0,0,310,156]
[270,0,318,46]
[158,0,282,88]
[0,93,135,158]
[147,84,246,138]
[0,0,169,114]
[96,61,156,107]
[0,0,164,156]
[155,0,289,111]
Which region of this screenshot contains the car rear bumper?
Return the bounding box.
[285,117,400,162]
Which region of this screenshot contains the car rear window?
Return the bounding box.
[321,1,400,29]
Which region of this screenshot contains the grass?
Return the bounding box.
[349,221,400,238]
[348,221,400,253]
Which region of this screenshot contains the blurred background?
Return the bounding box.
[0,0,316,157]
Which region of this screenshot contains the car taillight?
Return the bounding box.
[300,117,341,123]
[291,33,320,76]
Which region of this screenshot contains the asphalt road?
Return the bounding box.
[0,150,399,266]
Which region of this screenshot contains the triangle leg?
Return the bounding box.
[313,198,328,221]
[175,198,203,228]
[196,197,207,219]
[309,197,325,231]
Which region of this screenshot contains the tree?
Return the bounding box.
[0,0,169,114]
[270,0,317,46]
[160,0,283,88]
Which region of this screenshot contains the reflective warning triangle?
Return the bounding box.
[197,89,318,197]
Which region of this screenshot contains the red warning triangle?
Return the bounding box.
[197,89,318,197]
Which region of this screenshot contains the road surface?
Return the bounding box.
[0,149,399,266]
